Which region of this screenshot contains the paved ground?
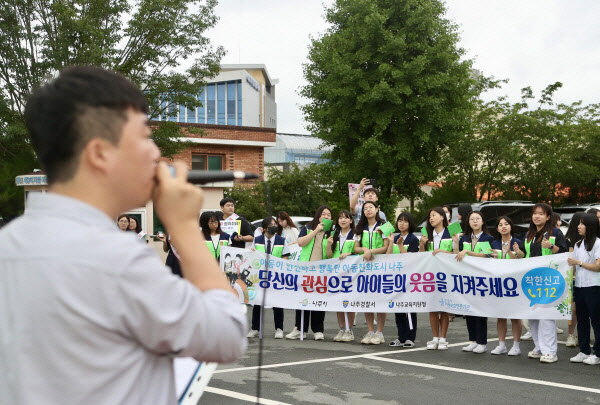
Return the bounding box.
[198,309,599,405]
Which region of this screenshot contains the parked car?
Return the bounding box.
[417,201,535,240]
[553,203,600,225]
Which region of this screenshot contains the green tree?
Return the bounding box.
[0,0,224,219]
[301,0,476,215]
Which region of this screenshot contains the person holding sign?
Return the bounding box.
[286,205,332,340]
[354,201,390,345]
[326,210,357,342]
[524,203,568,363]
[386,212,420,348]
[220,198,253,248]
[248,217,289,339]
[455,211,494,354]
[567,214,600,365]
[199,211,230,261]
[420,207,453,350]
[349,178,386,225]
[489,216,524,356]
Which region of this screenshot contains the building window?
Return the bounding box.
[217,82,225,125]
[237,81,242,125]
[192,154,224,171]
[227,81,236,125]
[197,88,205,124]
[206,84,215,124]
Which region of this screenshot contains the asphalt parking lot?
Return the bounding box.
[198,309,599,405]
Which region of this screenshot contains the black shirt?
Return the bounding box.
[230,216,253,249]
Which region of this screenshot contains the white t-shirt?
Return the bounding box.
[432,229,444,250]
[573,238,600,287]
[210,234,220,249]
[282,226,300,244]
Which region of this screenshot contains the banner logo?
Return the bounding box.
[343,300,349,308]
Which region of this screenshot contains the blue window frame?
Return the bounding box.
[217,82,225,125]
[237,81,242,125]
[206,84,215,124]
[197,88,205,124]
[227,81,236,125]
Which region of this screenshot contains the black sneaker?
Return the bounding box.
[389,339,404,347]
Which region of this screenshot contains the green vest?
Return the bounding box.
[360,229,384,252]
[205,238,228,260]
[461,238,486,255]
[392,243,411,254]
[255,238,284,258]
[525,236,555,258]
[298,229,327,262]
[331,237,355,258]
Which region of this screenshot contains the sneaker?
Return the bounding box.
[521,331,533,340]
[540,354,558,363]
[437,340,449,350]
[341,330,354,342]
[565,334,578,347]
[247,330,259,338]
[285,327,301,340]
[570,352,589,363]
[389,339,404,347]
[528,350,542,359]
[370,333,385,345]
[361,331,375,344]
[583,354,600,365]
[314,332,325,340]
[333,329,345,342]
[507,346,521,356]
[556,326,564,334]
[403,340,415,348]
[491,345,507,355]
[462,342,477,352]
[473,344,487,354]
[274,329,284,339]
[426,339,439,350]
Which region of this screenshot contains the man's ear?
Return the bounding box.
[81,138,115,174]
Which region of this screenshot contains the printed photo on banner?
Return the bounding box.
[220,246,572,319]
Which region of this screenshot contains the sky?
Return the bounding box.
[206,0,600,134]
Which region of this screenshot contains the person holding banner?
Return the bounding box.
[387,212,420,348]
[286,205,333,340]
[567,214,600,365]
[248,217,289,339]
[199,211,230,261]
[489,216,525,355]
[420,207,453,350]
[524,203,568,363]
[455,211,494,354]
[354,201,390,345]
[326,210,357,342]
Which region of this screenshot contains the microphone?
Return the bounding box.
[168,167,259,184]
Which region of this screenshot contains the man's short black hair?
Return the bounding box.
[363,188,379,198]
[24,66,148,183]
[220,198,235,207]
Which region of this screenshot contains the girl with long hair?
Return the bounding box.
[354,201,390,345]
[286,205,332,341]
[419,207,453,350]
[326,210,357,342]
[564,211,585,347]
[277,211,300,244]
[567,214,600,365]
[524,203,568,363]
[199,211,230,261]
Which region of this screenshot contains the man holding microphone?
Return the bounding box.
[0,66,247,404]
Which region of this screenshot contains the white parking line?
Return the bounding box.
[365,355,600,395]
[204,387,293,404]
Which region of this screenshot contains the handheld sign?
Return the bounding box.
[447,222,463,237]
[421,227,428,238]
[478,241,493,255]
[379,222,395,237]
[322,219,333,232]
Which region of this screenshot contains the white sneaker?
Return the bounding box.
[370,333,385,345]
[389,339,403,347]
[521,331,533,340]
[570,352,589,363]
[285,327,301,340]
[508,346,521,356]
[247,330,259,338]
[528,350,542,359]
[491,345,507,355]
[341,330,354,342]
[462,342,477,352]
[314,332,325,340]
[274,329,284,339]
[565,334,578,347]
[583,354,600,365]
[403,340,415,348]
[540,354,558,363]
[426,339,439,350]
[437,340,449,350]
[361,331,375,344]
[556,326,564,334]
[473,344,487,354]
[333,329,345,342]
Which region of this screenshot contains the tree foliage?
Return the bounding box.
[301,0,476,216]
[0,0,224,218]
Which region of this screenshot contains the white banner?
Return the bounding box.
[220,247,573,320]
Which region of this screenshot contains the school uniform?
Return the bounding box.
[490,237,524,259]
[459,232,495,345]
[330,230,355,258]
[251,234,288,332]
[295,226,328,333]
[392,233,420,343]
[525,228,568,356]
[572,238,600,356]
[426,228,453,252]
